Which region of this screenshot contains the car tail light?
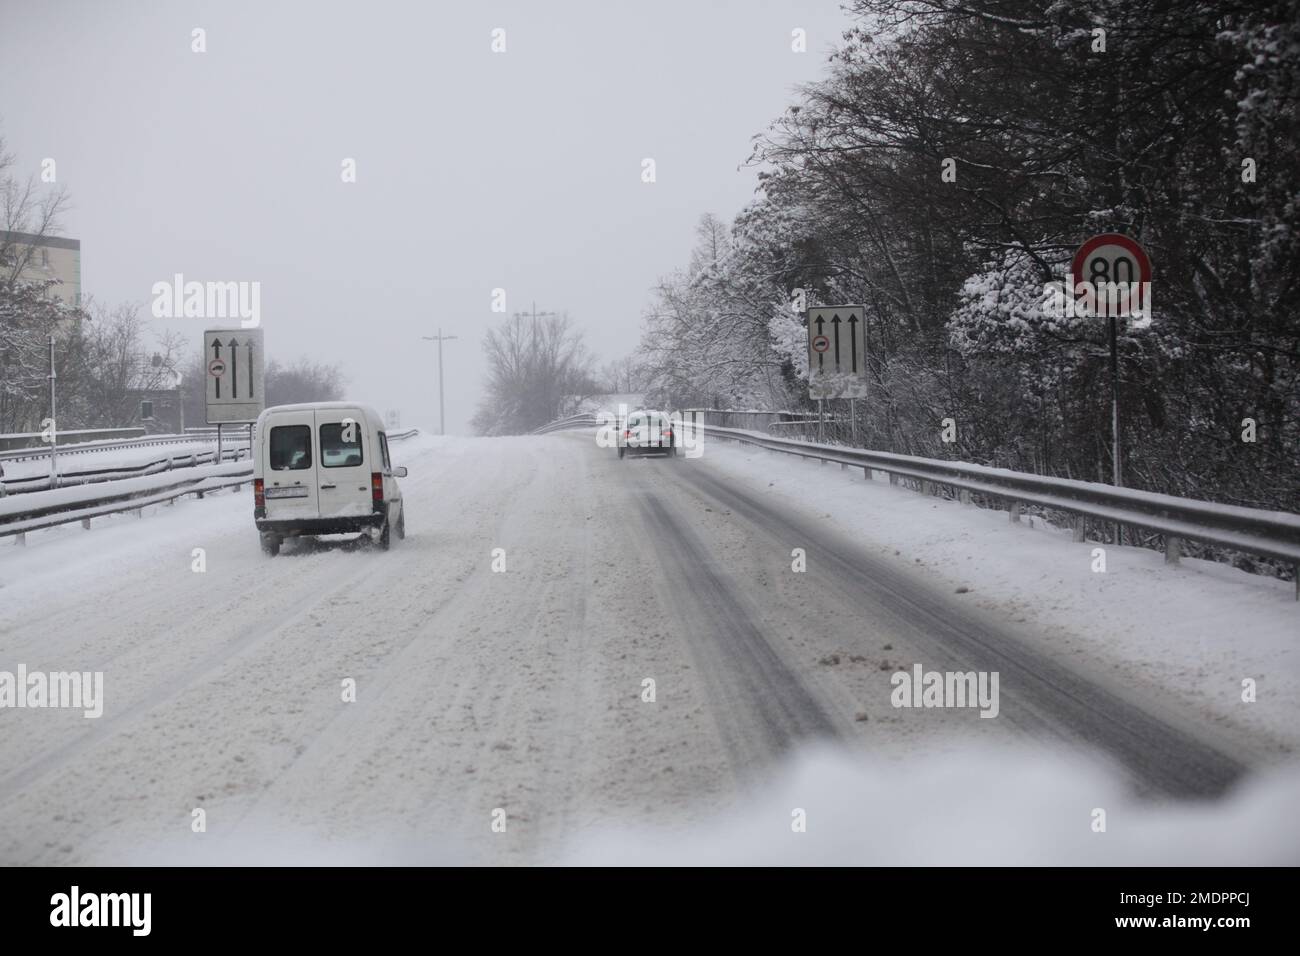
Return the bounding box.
[253,478,265,509]
[663,429,672,438]
[371,472,384,503]
[623,430,631,438]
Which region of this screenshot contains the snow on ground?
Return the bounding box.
[697,436,1300,754]
[104,743,1300,865]
[0,427,1296,866]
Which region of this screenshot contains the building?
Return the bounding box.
[0,230,82,307]
[126,358,184,435]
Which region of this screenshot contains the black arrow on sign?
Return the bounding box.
[831,314,841,369]
[848,314,859,372]
[246,340,254,398]
[211,338,222,398]
[814,314,825,335]
[228,338,239,399]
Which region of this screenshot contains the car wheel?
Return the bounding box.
[260,533,281,557]
[377,517,391,551]
[618,446,625,459]
[396,507,406,540]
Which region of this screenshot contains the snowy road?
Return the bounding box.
[0,430,1294,865]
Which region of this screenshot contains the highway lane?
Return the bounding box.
[0,429,1255,864]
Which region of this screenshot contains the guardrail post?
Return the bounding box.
[81,517,91,529]
[1295,566,1299,602]
[863,466,871,480]
[959,489,972,505]
[14,532,25,546]
[196,489,205,499]
[1009,501,1021,524]
[888,473,898,486]
[132,508,143,518]
[1071,516,1086,543]
[1164,535,1182,566]
[921,480,932,496]
[840,462,847,471]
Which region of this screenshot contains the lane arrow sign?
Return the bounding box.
[228,337,239,398]
[831,314,842,368]
[848,314,859,372]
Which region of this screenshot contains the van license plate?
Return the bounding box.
[265,486,309,499]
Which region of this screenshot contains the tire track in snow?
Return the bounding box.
[666,460,1246,798]
[634,492,838,777]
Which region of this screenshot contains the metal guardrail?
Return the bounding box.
[0,427,421,541]
[0,427,146,452]
[1,468,254,541]
[0,433,237,464]
[531,415,598,435]
[531,412,1300,598]
[1,445,251,495]
[701,425,1300,597]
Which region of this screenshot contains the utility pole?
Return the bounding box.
[48,335,59,489]
[422,328,458,435]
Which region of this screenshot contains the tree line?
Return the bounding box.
[637,0,1298,519]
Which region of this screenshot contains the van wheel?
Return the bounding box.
[618,446,626,459]
[260,534,281,557]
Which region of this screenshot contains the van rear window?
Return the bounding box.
[320,422,364,468]
[269,425,312,470]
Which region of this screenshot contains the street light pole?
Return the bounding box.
[422,328,458,435]
[48,335,59,489]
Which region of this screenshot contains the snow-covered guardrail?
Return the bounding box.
[0,426,421,541]
[0,432,244,465]
[1,445,252,495]
[532,412,1300,598]
[0,463,254,542]
[531,415,598,435]
[703,425,1300,597]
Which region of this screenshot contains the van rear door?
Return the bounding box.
[316,408,372,519]
[262,410,320,519]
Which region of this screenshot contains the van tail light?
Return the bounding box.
[371,472,384,504]
[253,478,265,509]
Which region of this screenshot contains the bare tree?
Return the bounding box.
[0,134,71,289]
[472,311,594,434]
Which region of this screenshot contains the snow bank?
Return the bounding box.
[698,440,1300,752]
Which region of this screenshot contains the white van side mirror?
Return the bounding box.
[391,466,408,478]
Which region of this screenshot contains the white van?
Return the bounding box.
[252,402,407,556]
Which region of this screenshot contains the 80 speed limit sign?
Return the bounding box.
[1070,233,1152,320]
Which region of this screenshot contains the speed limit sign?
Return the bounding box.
[1070,233,1152,318]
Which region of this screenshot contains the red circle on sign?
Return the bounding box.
[208,359,226,377]
[812,335,830,353]
[1070,233,1152,315]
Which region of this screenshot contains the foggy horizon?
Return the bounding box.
[0,0,850,432]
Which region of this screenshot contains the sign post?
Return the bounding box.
[1069,235,1153,490]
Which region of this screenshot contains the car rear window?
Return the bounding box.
[269,425,312,470]
[319,421,364,468]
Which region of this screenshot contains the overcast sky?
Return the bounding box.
[0,0,852,432]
